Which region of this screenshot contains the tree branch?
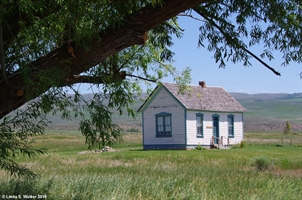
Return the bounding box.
[240,47,281,76]
[118,45,145,71]
[193,7,281,76]
[61,72,158,86]
[23,0,209,79]
[2,2,62,45]
[0,15,8,84]
[0,0,208,119]
[125,74,158,82]
[64,75,106,85]
[63,72,126,86]
[178,13,207,22]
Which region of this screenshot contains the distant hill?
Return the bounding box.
[229,92,302,132]
[230,92,289,100]
[12,92,302,133]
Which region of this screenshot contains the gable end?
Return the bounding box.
[138,84,186,112]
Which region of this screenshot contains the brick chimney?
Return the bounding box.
[199,81,206,88]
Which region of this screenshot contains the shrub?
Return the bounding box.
[126,128,140,132]
[253,156,271,171]
[239,141,246,148]
[283,121,291,136]
[231,141,246,149]
[195,144,205,150]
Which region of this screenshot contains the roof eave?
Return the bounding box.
[137,84,161,112]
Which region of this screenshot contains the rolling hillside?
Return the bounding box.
[230,93,302,132]
[14,92,302,132]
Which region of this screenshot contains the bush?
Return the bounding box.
[231,141,246,149]
[283,121,291,136]
[195,144,205,150]
[239,141,246,148]
[125,128,140,132]
[253,156,271,171]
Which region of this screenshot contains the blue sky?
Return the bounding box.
[160,17,302,94]
[78,16,302,95]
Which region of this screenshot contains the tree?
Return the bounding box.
[1,0,302,177]
[283,121,292,146]
[283,121,292,136]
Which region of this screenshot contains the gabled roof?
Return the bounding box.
[162,82,247,112]
[139,82,247,113]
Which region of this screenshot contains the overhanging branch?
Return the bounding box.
[2,3,62,45]
[193,7,281,76]
[125,74,158,82]
[64,75,106,85]
[0,0,208,119]
[178,13,207,22]
[0,16,8,84]
[63,72,126,86]
[60,72,157,87]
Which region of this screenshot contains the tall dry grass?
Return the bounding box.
[0,131,301,199]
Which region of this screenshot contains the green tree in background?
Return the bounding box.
[1,0,302,177]
[283,121,292,136]
[283,121,292,146]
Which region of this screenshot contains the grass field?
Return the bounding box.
[1,131,302,200]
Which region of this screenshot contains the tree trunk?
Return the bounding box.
[0,0,207,119]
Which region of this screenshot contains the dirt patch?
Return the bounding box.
[247,139,282,143]
[271,168,302,178]
[241,166,302,178]
[78,146,119,154]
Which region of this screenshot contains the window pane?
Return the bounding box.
[196,115,203,137]
[228,116,234,136]
[228,117,233,126]
[158,124,163,135]
[157,117,163,126]
[165,126,171,135]
[197,126,202,136]
[165,116,171,125]
[197,116,202,126]
[229,127,234,136]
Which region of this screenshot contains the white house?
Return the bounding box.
[138,81,247,150]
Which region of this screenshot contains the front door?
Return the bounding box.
[213,116,219,144]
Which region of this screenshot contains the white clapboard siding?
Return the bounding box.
[143,87,185,145]
[186,111,243,146]
[218,113,244,145]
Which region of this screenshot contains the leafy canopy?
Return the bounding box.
[1,0,302,177]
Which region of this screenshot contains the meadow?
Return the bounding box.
[0,131,302,200]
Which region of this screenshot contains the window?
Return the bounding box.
[196,113,204,138]
[156,113,172,137]
[228,114,234,138]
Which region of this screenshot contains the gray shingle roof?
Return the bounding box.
[162,82,247,112]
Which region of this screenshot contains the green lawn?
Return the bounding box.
[0,131,302,200]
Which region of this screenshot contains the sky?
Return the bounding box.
[160,17,302,94]
[77,16,302,95]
